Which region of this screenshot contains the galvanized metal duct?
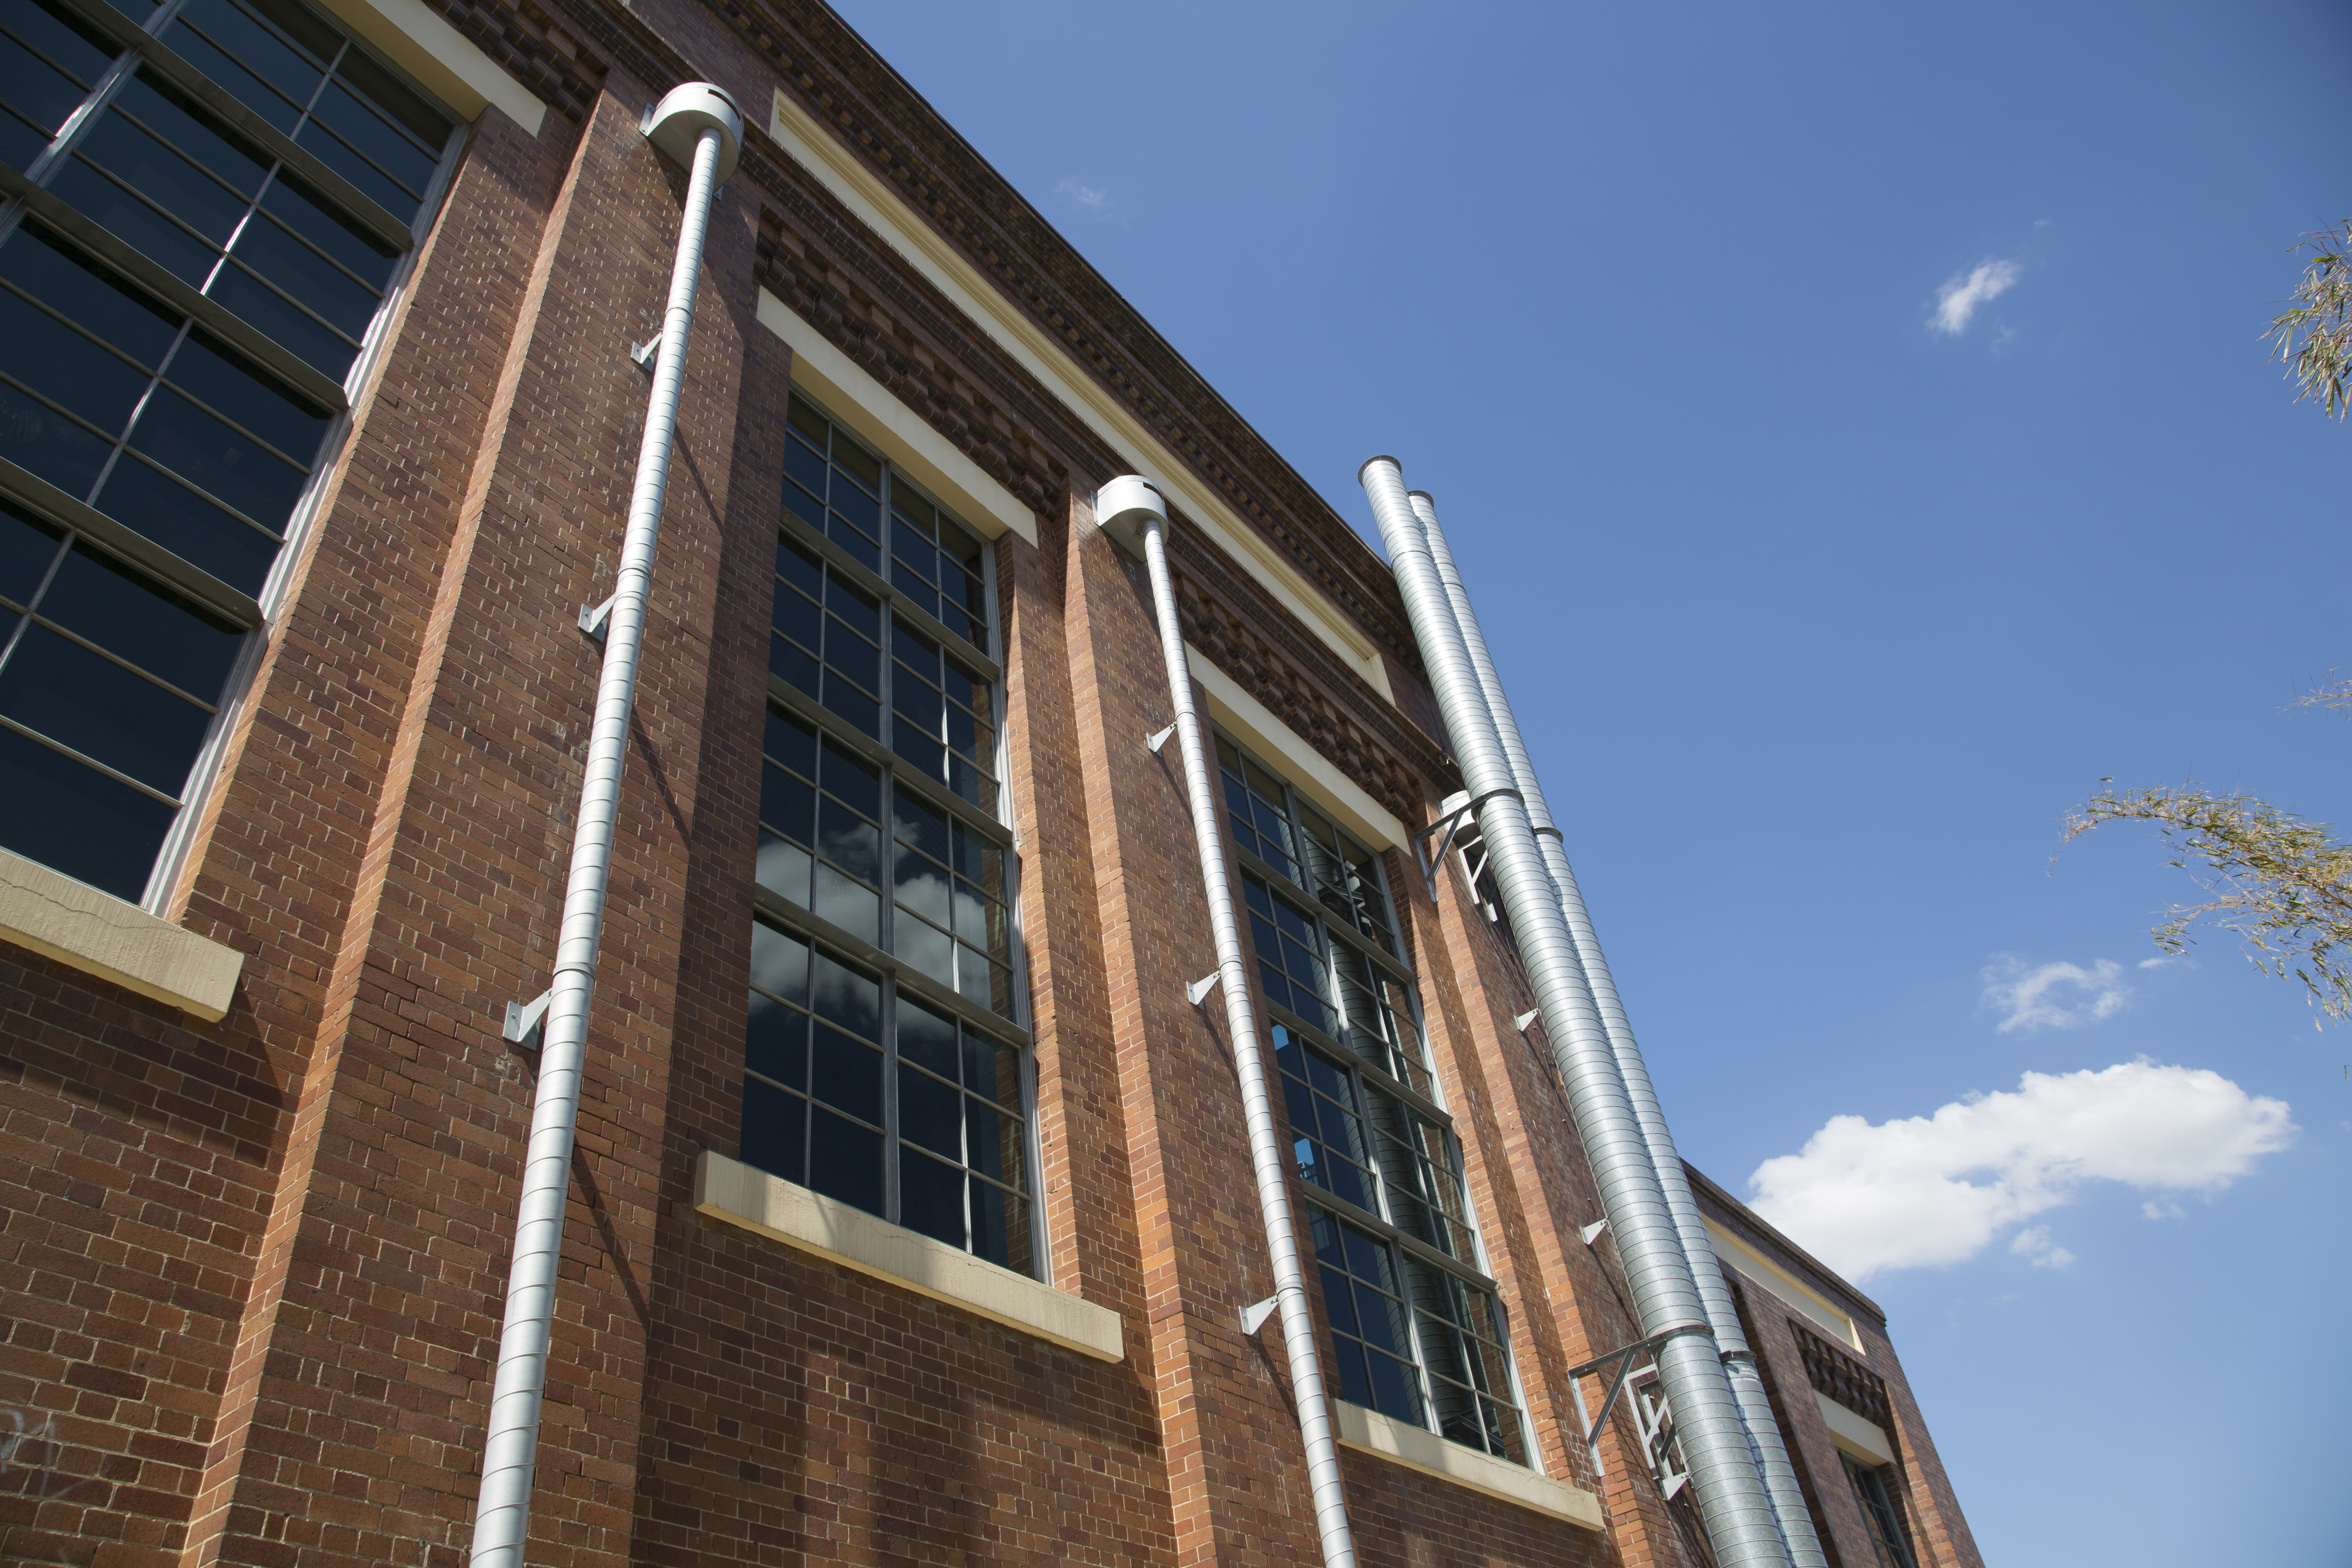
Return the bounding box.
[468,84,743,1568]
[1405,490,1824,1568]
[1097,475,1359,1568]
[1360,457,1788,1568]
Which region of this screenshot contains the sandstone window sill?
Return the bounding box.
[693,1149,1125,1363]
[1333,1400,1605,1530]
[0,849,243,1020]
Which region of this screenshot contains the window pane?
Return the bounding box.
[91,457,281,595]
[207,265,358,377]
[970,1178,1027,1273]
[0,379,112,497]
[810,1024,880,1126]
[808,1107,881,1217]
[167,331,330,461]
[0,224,179,369]
[47,158,218,283]
[744,986,806,1091]
[0,623,212,793]
[165,0,325,121]
[0,29,94,146]
[739,1076,806,1185]
[899,1145,964,1248]
[330,44,450,148]
[260,174,401,291]
[897,1061,959,1158]
[748,915,808,1002]
[128,387,308,531]
[810,949,878,1038]
[898,996,956,1078]
[0,500,64,604]
[0,722,173,900]
[0,289,151,436]
[38,542,244,698]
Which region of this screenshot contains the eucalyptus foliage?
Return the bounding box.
[2266,221,2352,418]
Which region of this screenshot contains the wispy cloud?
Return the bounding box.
[1747,1060,2294,1280]
[1056,177,1107,212]
[1980,955,2132,1032]
[2009,1226,2075,1268]
[1931,258,2023,335]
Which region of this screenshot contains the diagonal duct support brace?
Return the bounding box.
[466,82,743,1568]
[1405,490,1825,1565]
[1360,457,1788,1568]
[1098,474,1359,1568]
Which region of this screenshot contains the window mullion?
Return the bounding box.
[880,968,901,1230]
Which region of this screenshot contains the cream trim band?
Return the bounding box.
[1706,1219,1862,1351]
[1333,1401,1604,1530]
[0,849,243,1020]
[1185,641,1408,851]
[764,89,1392,703]
[755,290,1037,546]
[693,1149,1125,1363]
[311,0,546,134]
[1815,1392,1895,1467]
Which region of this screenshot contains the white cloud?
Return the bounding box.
[1931,258,2022,335]
[1980,954,2132,1032]
[1747,1060,2294,1280]
[1056,178,1107,211]
[2142,1200,2187,1221]
[2009,1226,2075,1268]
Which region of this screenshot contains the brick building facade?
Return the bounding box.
[0,0,1984,1564]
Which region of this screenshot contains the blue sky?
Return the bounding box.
[833,2,2352,1561]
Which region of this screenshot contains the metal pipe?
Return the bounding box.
[1405,490,1825,1568]
[1098,474,1359,1568]
[468,84,741,1568]
[1360,457,1787,1568]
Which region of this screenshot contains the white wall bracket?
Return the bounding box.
[502,989,552,1053]
[1515,1008,1541,1032]
[579,594,617,642]
[1580,1218,1609,1245]
[1240,1295,1280,1337]
[1186,972,1221,1007]
[1147,722,1177,753]
[630,336,660,371]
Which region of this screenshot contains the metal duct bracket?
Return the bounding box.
[1240,1295,1279,1336]
[1412,786,1521,900]
[501,990,552,1054]
[1565,1320,1713,1450]
[630,336,660,371]
[579,593,617,642]
[1148,722,1177,753]
[1186,972,1222,1007]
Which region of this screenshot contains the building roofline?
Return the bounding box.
[1682,1161,1887,1327]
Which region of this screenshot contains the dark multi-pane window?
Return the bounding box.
[1222,730,1530,1464]
[0,223,327,592]
[771,425,999,813]
[0,0,457,903]
[1844,1455,1920,1568]
[742,916,1031,1273]
[784,392,989,648]
[748,396,1031,1273]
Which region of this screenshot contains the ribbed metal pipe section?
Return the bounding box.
[1361,458,1786,1568]
[468,105,733,1568]
[1105,477,1358,1568]
[1405,490,1825,1568]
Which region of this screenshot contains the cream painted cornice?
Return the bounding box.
[764,88,1393,704]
